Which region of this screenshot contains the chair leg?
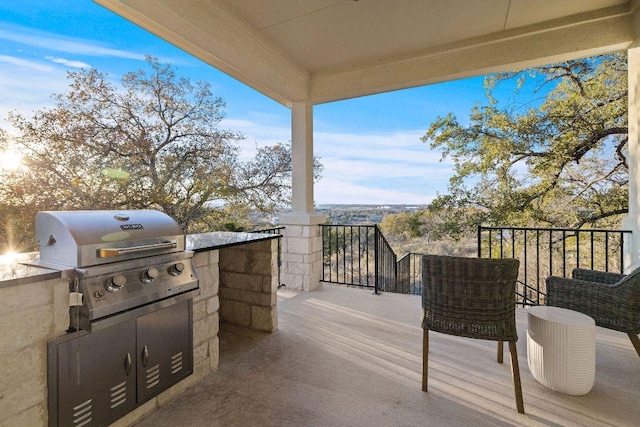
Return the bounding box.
[628,334,640,358]
[508,341,525,414]
[497,341,503,364]
[422,328,429,392]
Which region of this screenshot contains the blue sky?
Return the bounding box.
[0,1,534,206]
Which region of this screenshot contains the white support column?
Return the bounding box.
[622,47,640,271]
[291,101,314,214]
[279,102,326,291]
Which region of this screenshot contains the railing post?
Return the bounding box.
[477,225,482,258]
[374,226,380,294]
[620,231,625,273]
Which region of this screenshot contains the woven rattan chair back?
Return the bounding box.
[422,255,520,341]
[421,254,524,413]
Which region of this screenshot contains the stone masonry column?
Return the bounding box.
[280,101,326,291]
[622,47,640,271]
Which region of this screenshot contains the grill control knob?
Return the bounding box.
[169,262,185,276]
[105,274,127,292]
[141,267,159,283]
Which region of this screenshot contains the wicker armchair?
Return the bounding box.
[421,255,524,414]
[546,267,640,357]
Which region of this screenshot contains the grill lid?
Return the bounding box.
[36,210,186,267]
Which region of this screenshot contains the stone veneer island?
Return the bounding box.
[0,231,281,426]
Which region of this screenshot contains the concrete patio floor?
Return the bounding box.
[133,284,640,427]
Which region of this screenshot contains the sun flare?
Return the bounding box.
[0,251,18,265]
[0,148,23,172]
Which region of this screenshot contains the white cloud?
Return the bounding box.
[0,24,145,60]
[0,23,143,128]
[223,117,289,142]
[321,158,451,181]
[316,130,446,163]
[45,56,91,69]
[315,177,435,205]
[0,56,69,128]
[221,116,453,205]
[222,117,291,160]
[314,130,453,191]
[0,55,52,72]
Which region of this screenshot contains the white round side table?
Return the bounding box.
[527,305,595,395]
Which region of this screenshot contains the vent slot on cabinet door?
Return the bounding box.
[109,381,129,409]
[72,399,93,427]
[170,352,183,374]
[145,364,160,389]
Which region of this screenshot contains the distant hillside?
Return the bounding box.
[251,204,428,229]
[317,204,427,225]
[317,204,426,210]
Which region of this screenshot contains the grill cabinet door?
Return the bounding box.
[136,300,193,403]
[54,320,137,427]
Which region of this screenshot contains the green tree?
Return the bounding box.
[422,53,627,238]
[1,57,319,252]
[379,211,426,240]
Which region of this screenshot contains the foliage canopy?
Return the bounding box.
[0,57,319,252]
[422,53,628,239]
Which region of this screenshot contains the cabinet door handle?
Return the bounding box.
[142,345,149,367]
[124,352,132,375]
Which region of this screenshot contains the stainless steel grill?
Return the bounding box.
[45,210,200,427]
[37,209,199,331]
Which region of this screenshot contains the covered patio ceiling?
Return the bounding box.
[95,0,637,107]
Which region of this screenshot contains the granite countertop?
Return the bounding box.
[0,231,282,288]
[186,231,281,252]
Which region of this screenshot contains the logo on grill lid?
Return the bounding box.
[120,224,144,230]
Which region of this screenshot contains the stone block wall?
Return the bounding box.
[0,277,69,426]
[219,239,279,332]
[280,223,323,291]
[191,249,221,379]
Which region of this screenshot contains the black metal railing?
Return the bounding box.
[321,224,402,294]
[322,224,372,287]
[251,226,285,235]
[375,225,398,294]
[396,252,423,295]
[321,223,631,305]
[477,225,631,305]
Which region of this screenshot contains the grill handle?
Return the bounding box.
[99,241,177,258]
[125,352,132,375]
[142,346,149,367]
